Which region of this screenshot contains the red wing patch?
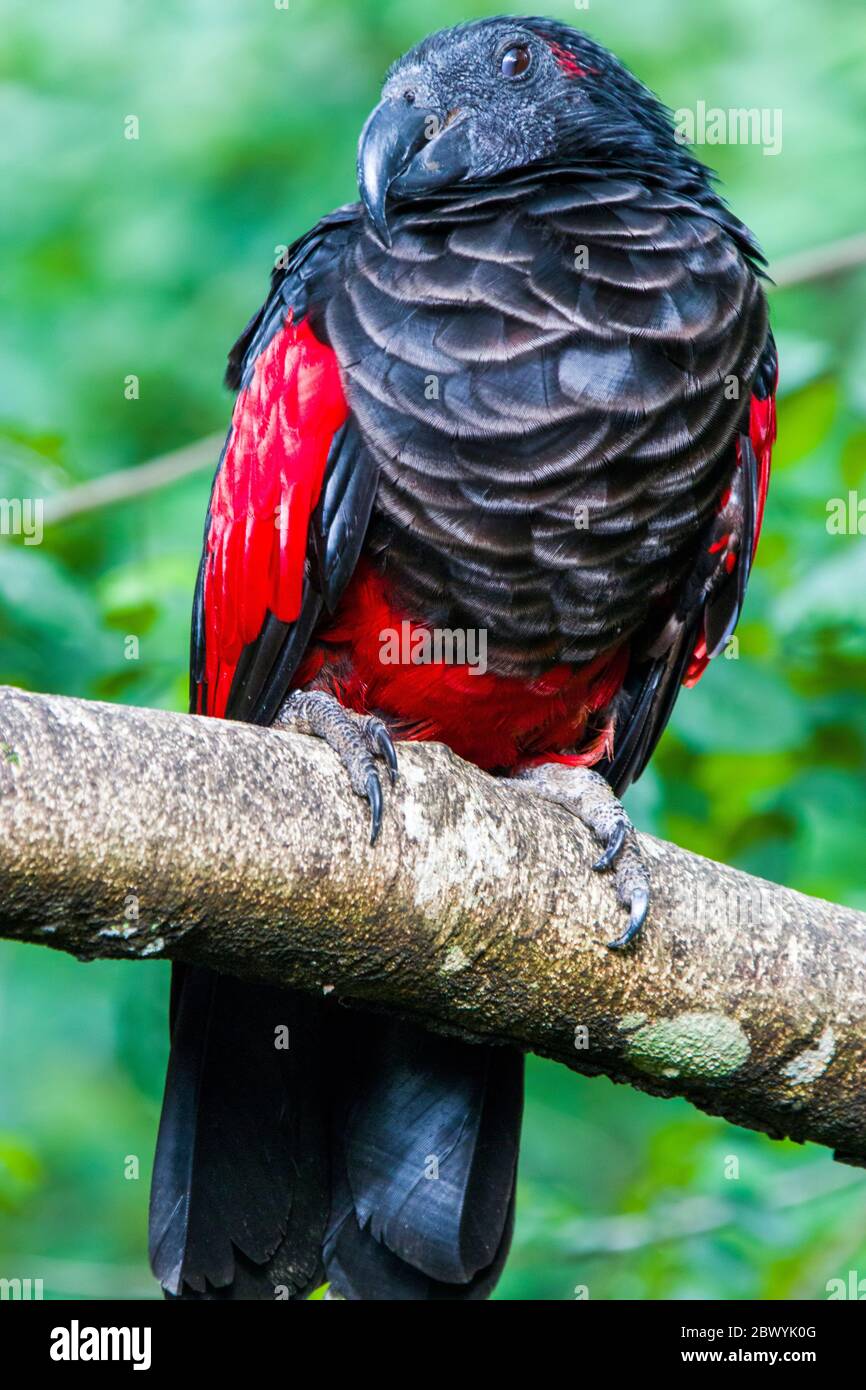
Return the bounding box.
[201,316,348,717]
[749,384,776,550]
[684,382,777,688]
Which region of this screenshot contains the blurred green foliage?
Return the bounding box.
[1,0,865,1301]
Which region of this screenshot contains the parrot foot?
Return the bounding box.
[273,690,398,844]
[512,763,650,949]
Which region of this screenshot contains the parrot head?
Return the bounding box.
[357,16,697,246]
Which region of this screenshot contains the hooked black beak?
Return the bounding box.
[357,97,433,247]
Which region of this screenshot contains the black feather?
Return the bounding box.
[323,1018,523,1300]
[311,419,381,613]
[149,967,329,1298]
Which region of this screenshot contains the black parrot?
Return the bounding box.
[148,16,776,1300]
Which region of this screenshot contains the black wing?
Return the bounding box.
[602,328,778,795]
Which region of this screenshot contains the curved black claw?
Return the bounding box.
[373,722,399,786]
[366,770,383,845]
[607,887,650,951]
[593,819,627,873]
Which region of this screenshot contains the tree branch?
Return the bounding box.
[1,685,865,1167]
[39,433,225,527]
[770,231,866,291]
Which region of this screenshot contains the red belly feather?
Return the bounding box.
[294,561,628,771]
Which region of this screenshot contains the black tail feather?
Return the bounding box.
[149,966,329,1299]
[323,1017,524,1300]
[150,972,523,1300]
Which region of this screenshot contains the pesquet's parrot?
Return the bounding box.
[148,16,776,1300]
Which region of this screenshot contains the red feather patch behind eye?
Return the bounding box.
[546,40,594,79]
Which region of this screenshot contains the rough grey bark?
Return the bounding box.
[1,684,864,1166]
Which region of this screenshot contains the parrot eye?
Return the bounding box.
[499,44,532,79]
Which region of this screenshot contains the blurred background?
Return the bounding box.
[1,0,865,1300]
